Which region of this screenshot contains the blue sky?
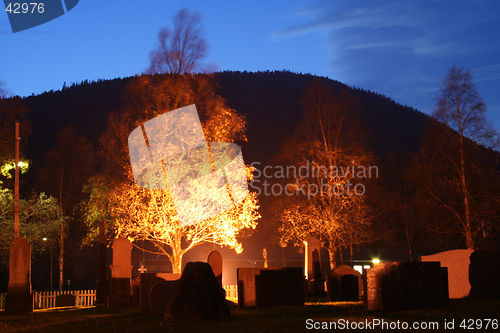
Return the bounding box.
[1,0,499,127]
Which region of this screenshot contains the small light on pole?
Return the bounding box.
[43,237,53,290]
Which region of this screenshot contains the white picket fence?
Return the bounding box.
[224,284,238,299]
[0,290,96,310]
[0,286,236,310]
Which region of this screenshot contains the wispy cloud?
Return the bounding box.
[473,64,500,83]
[273,0,500,115]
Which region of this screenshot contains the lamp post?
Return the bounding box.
[14,123,19,238]
[43,237,53,290]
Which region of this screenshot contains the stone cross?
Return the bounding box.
[138,264,147,274]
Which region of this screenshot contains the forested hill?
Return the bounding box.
[23,70,428,172]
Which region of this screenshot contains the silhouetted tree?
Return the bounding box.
[36,126,95,290]
[409,66,500,250]
[0,80,8,98]
[148,9,208,76]
[434,66,497,248]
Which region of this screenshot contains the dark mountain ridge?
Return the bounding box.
[18,70,432,261]
[23,70,428,173]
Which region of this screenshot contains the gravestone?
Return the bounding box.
[56,294,76,307]
[131,276,140,305]
[140,272,181,314]
[364,261,449,311]
[341,275,359,301]
[107,237,133,308]
[207,250,223,288]
[149,279,181,316]
[5,237,34,313]
[304,237,324,294]
[145,259,172,273]
[237,267,304,308]
[469,250,500,299]
[327,265,362,301]
[421,249,473,299]
[478,237,499,254]
[165,262,230,322]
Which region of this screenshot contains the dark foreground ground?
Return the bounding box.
[0,298,499,332]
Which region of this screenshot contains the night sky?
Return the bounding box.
[1,0,499,127]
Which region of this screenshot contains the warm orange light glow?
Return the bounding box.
[108,166,259,273]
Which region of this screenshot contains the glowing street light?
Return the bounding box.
[372,258,380,264]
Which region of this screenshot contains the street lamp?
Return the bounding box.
[43,237,53,290]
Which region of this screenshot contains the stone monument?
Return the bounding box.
[107,237,133,308]
[363,261,449,311]
[327,264,363,301]
[237,267,304,308]
[207,250,223,288]
[95,219,110,306]
[469,249,500,299]
[140,272,181,314]
[5,237,34,313]
[166,262,230,322]
[421,249,474,299]
[304,237,324,294]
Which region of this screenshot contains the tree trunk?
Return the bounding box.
[328,241,336,270]
[59,223,64,290]
[171,228,184,274]
[171,252,183,274]
[458,119,474,249]
[282,245,287,268]
[406,225,413,262]
[349,235,354,266]
[59,165,65,291]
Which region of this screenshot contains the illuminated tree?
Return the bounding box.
[86,73,258,273]
[88,100,258,273]
[100,167,259,273]
[84,10,258,272]
[148,9,208,76]
[275,80,377,268]
[0,163,66,259]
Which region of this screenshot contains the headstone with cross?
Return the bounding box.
[138,263,147,274]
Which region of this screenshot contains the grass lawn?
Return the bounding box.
[0,298,499,332]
